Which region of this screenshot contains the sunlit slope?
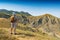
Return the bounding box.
[0,18,60,40]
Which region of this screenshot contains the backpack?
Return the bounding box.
[10,16,17,23]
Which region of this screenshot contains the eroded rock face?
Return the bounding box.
[25,14,60,37]
[28,14,60,27]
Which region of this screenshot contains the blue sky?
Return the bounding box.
[0,0,60,18]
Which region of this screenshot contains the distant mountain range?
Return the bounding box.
[0,9,31,18]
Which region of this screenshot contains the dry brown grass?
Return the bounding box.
[0,18,60,40]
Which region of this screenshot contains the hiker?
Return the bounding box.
[10,12,17,34]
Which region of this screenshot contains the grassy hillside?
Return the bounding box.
[0,18,60,40]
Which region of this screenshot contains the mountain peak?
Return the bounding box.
[43,14,53,17]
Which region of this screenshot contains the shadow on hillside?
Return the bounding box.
[15,33,35,37]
